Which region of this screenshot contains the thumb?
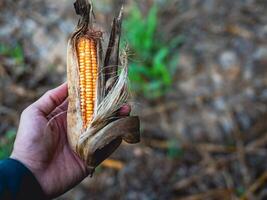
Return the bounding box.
[32,83,68,115]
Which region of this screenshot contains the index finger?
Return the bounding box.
[32,83,68,115]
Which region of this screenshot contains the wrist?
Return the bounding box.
[10,153,48,196]
[6,156,48,199]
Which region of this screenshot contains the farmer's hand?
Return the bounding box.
[10,83,130,198]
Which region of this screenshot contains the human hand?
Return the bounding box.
[10,83,130,198]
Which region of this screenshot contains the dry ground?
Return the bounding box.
[1,0,267,199]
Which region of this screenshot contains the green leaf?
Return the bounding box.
[0,43,9,55]
[235,186,245,197]
[167,140,183,159]
[0,129,16,159]
[152,48,171,85]
[6,130,16,140]
[12,45,24,64]
[0,43,24,64]
[143,5,157,51]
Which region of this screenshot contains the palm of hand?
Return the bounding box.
[11,84,88,198]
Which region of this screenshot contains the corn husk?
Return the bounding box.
[67,0,140,174]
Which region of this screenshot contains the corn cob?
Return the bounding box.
[67,0,140,174]
[76,37,98,127]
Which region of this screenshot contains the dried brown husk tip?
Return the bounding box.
[67,0,140,174]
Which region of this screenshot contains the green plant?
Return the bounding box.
[235,186,245,197]
[123,3,183,99]
[167,140,183,159]
[0,129,16,159]
[0,43,24,64]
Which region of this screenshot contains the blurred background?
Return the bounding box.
[1,0,267,199]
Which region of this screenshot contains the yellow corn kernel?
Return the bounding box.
[77,37,98,128]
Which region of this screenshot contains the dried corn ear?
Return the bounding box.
[67,0,140,174]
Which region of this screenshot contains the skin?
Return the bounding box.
[10,83,130,198]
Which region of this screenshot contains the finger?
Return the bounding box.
[118,104,131,116]
[33,83,68,115]
[46,110,67,139]
[58,98,69,111]
[47,99,69,120]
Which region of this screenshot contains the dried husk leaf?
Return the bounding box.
[67,0,140,174]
